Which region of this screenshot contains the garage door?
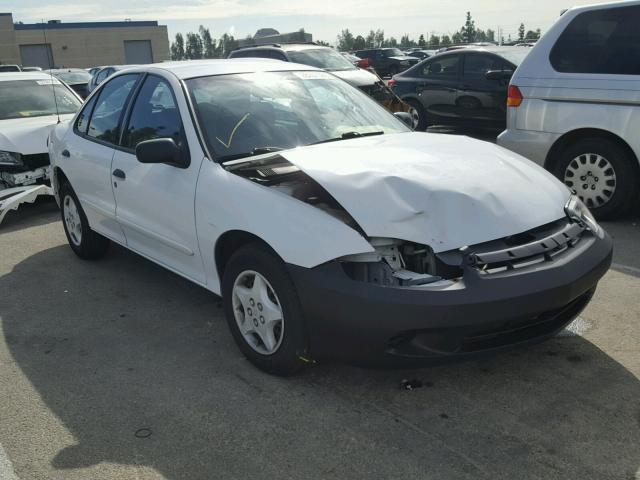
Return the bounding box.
[19,44,54,69]
[124,40,153,64]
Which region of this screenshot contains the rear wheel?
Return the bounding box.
[222,243,309,376]
[552,138,637,220]
[60,182,110,259]
[405,99,428,131]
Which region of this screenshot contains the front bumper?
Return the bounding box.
[288,231,612,365]
[497,128,560,167]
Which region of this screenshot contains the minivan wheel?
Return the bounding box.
[222,243,309,376]
[553,138,636,220]
[405,99,427,131]
[60,182,110,259]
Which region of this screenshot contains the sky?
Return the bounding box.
[3,0,614,44]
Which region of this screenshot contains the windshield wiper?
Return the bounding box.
[311,131,384,146]
[219,147,285,163]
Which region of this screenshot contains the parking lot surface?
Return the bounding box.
[0,198,639,480]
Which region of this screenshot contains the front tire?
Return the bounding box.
[222,243,309,376]
[552,138,637,220]
[405,98,428,131]
[60,182,110,260]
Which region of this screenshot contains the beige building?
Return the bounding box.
[0,13,169,68]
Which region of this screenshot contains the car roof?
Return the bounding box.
[0,71,59,82]
[48,68,88,73]
[118,59,320,80]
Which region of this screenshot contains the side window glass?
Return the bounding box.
[96,69,109,84]
[123,76,185,150]
[463,54,500,78]
[550,5,640,74]
[75,94,97,134]
[421,55,459,77]
[87,74,139,145]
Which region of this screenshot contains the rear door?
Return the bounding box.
[61,73,140,243]
[414,53,462,122]
[459,52,510,125]
[111,74,205,282]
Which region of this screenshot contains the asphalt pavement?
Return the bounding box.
[0,197,638,480]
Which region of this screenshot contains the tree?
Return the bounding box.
[199,26,216,58]
[170,33,185,60]
[366,30,376,47]
[400,34,410,48]
[316,40,331,47]
[185,32,203,59]
[486,29,496,43]
[461,11,476,43]
[337,29,355,51]
[452,32,463,44]
[418,34,426,47]
[441,35,452,46]
[386,36,398,47]
[217,33,238,58]
[429,34,440,48]
[518,23,525,41]
[353,35,366,50]
[374,29,385,48]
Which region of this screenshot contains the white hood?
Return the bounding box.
[280,132,570,253]
[0,114,74,155]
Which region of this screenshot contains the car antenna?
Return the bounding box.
[41,19,61,124]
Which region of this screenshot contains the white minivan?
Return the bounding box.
[498,1,640,219]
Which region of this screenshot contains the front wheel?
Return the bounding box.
[60,182,110,259]
[552,138,637,220]
[405,99,428,131]
[222,243,309,376]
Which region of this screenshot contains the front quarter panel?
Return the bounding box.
[194,160,374,295]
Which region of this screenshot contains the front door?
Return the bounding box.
[458,53,509,126]
[111,74,205,283]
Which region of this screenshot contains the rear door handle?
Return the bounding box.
[61,149,70,158]
[112,169,126,180]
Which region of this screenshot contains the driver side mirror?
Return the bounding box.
[394,111,414,129]
[485,70,514,81]
[135,138,190,169]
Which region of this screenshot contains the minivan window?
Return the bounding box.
[123,75,184,149]
[87,74,138,144]
[550,5,640,74]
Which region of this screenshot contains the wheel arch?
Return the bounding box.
[545,128,640,176]
[214,230,282,282]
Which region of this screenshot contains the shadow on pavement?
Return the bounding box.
[1,245,638,479]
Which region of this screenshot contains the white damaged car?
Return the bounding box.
[48,60,612,375]
[0,72,82,224]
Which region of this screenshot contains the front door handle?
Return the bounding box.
[61,149,70,158]
[112,169,126,180]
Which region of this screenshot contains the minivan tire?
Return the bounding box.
[552,138,637,220]
[59,182,110,260]
[222,243,309,376]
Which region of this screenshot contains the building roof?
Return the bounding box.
[14,20,159,30]
[122,58,318,80]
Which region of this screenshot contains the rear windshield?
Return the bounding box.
[550,5,640,74]
[287,49,356,71]
[0,79,81,120]
[55,71,92,84]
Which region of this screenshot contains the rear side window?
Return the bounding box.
[463,54,502,78]
[550,5,640,74]
[75,94,97,134]
[421,55,460,78]
[87,74,139,144]
[122,75,185,150]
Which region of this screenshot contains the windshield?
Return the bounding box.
[186,70,408,162]
[0,79,81,120]
[54,71,92,84]
[384,48,404,57]
[287,49,356,71]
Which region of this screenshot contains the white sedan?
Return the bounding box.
[49,60,612,376]
[0,72,82,223]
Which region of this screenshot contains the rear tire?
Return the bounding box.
[405,98,428,131]
[222,243,309,376]
[551,138,637,220]
[60,182,110,260]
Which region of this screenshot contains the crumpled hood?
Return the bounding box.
[280,132,570,253]
[0,114,74,155]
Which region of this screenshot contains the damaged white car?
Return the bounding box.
[48,60,612,375]
[0,72,82,224]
